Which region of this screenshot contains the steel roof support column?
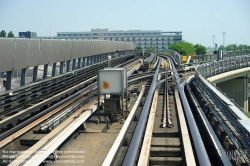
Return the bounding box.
[43,64,48,80]
[59,61,64,74]
[20,68,27,86]
[33,66,38,83]
[72,59,76,71]
[6,71,12,91]
[52,63,56,77]
[77,58,81,69]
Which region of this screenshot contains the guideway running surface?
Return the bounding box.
[122,58,162,166]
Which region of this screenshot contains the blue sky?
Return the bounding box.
[0,0,249,47]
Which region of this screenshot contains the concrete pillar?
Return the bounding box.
[33,66,38,83]
[217,76,248,112]
[60,61,64,74]
[52,63,56,77]
[20,68,27,86]
[6,71,12,91]
[77,58,81,68]
[72,59,76,70]
[66,60,70,72]
[97,55,100,62]
[85,57,88,66]
[89,56,93,65]
[82,57,86,67]
[91,56,94,64]
[43,64,48,80]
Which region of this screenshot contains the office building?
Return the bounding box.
[19,31,37,38]
[57,28,182,50]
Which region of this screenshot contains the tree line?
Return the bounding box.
[135,41,207,55]
[135,41,250,56]
[0,30,15,38]
[218,44,250,51]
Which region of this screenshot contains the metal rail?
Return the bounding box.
[0,55,135,118]
[0,55,136,129]
[193,76,250,163]
[5,60,142,165]
[160,54,212,166]
[102,85,145,166]
[137,73,161,165]
[186,83,232,165]
[122,58,162,165]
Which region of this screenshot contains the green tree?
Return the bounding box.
[218,45,225,50]
[226,44,237,51]
[146,46,155,53]
[194,44,207,55]
[168,41,195,55]
[237,44,248,50]
[0,30,6,37]
[135,46,142,55]
[7,31,15,38]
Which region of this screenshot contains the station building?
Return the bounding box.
[57,28,182,50]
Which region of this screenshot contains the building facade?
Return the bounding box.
[19,31,37,38]
[57,28,182,50]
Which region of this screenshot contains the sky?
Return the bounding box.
[0,0,249,47]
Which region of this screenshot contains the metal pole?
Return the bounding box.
[222,32,226,50]
[50,23,51,40]
[155,44,156,55]
[212,35,215,50]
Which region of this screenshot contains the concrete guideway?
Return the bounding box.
[4,59,142,166]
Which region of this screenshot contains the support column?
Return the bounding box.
[60,61,64,74]
[96,55,99,63]
[217,76,248,112]
[52,63,56,77]
[77,58,81,68]
[86,57,89,66]
[82,57,86,67]
[89,56,93,65]
[66,60,70,72]
[6,71,12,91]
[20,68,27,86]
[33,66,38,83]
[43,64,48,80]
[72,59,76,70]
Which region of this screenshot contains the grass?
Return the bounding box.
[245,111,250,118]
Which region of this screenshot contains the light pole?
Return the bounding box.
[222,32,226,50]
[154,44,156,55]
[50,23,52,40]
[212,35,215,50]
